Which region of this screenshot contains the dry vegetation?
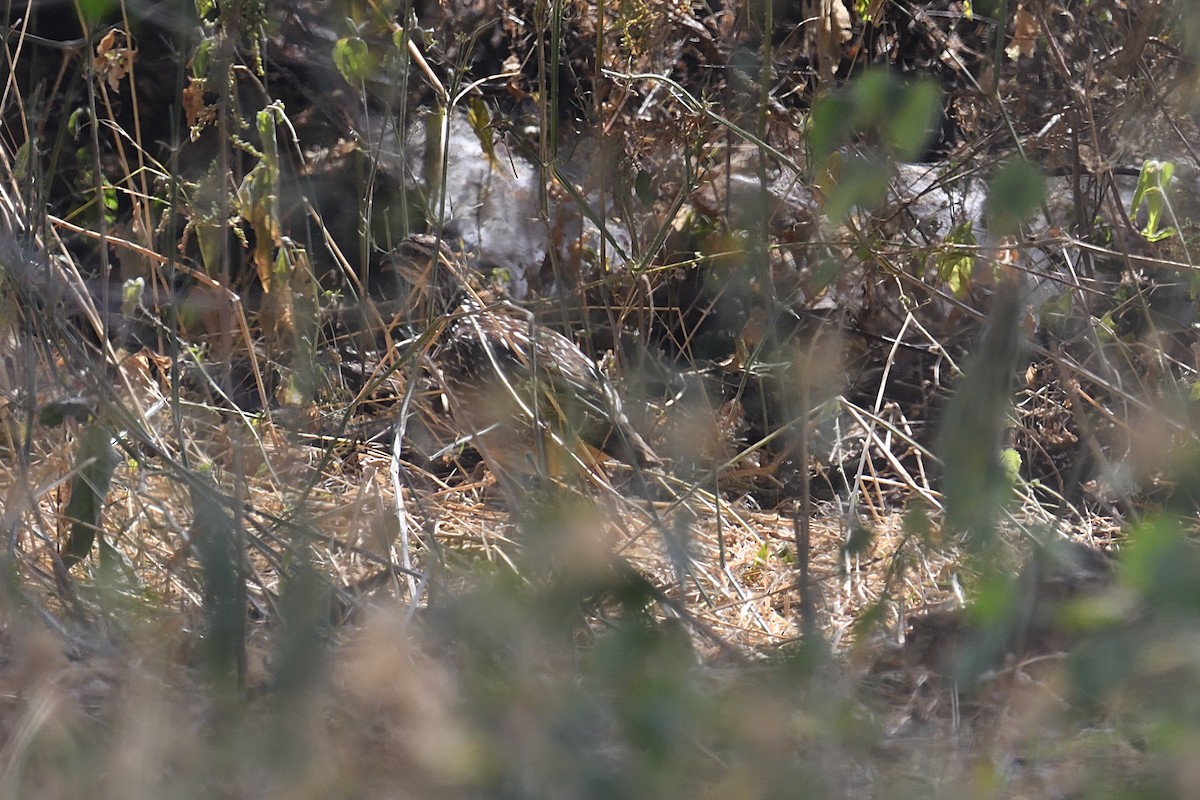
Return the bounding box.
[1,0,1200,796]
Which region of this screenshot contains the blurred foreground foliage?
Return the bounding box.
[4,0,1200,796]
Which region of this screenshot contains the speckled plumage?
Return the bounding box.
[393,236,658,478]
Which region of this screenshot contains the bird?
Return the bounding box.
[388,235,659,481]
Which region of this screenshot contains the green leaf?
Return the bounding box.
[196,221,223,276]
[122,276,144,317]
[999,447,1022,485]
[237,104,288,283]
[62,424,120,567]
[193,37,215,79]
[333,36,371,83]
[968,567,1020,628]
[853,69,892,121]
[68,107,89,140]
[935,220,977,297]
[13,140,31,181]
[1120,517,1200,614]
[77,0,114,26]
[634,170,653,204]
[809,71,940,217]
[884,79,940,161]
[938,285,1023,544]
[821,155,890,221]
[190,481,247,689]
[101,179,118,224]
[986,160,1045,235]
[1130,159,1177,242]
[1128,158,1157,216]
[808,92,858,161]
[255,102,283,170]
[467,95,497,165]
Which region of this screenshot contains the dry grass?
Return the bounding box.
[1,0,1197,795]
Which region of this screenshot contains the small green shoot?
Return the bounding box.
[935,220,977,297]
[62,424,121,567]
[1129,159,1177,243]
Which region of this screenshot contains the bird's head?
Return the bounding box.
[384,234,472,318]
[385,234,514,323]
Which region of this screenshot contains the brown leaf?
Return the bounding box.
[816,0,853,79]
[182,79,206,128]
[95,29,136,91]
[96,28,117,57]
[1006,6,1038,60]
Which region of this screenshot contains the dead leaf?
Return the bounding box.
[95,28,137,91]
[96,28,117,57]
[816,0,853,79]
[183,78,206,129]
[828,0,853,43]
[1006,6,1038,60]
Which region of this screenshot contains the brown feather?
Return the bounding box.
[393,236,658,477]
